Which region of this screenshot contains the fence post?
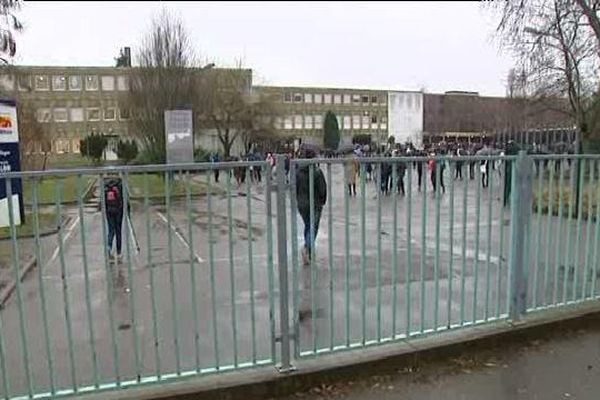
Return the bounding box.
[275,154,293,372]
[508,150,533,322]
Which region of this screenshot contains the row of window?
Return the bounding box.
[276,114,388,131]
[37,107,129,123]
[283,92,386,106]
[0,74,129,92]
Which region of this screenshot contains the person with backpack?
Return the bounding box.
[103,175,130,264]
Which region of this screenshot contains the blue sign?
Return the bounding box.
[0,99,23,227]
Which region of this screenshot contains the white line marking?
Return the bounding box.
[48,215,81,265]
[156,211,205,263]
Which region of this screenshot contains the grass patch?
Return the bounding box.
[0,212,59,239]
[126,173,223,200]
[22,176,96,205]
[533,184,600,219]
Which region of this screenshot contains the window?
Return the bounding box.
[371,115,378,124]
[37,108,51,123]
[72,139,81,154]
[70,108,84,122]
[380,116,387,130]
[17,75,30,91]
[274,117,282,129]
[0,75,14,91]
[314,94,322,104]
[362,95,369,104]
[362,115,370,128]
[69,76,82,91]
[117,75,129,91]
[304,93,312,103]
[314,114,323,129]
[284,92,292,103]
[294,114,303,129]
[35,75,50,91]
[304,115,313,129]
[54,139,71,154]
[284,116,293,130]
[343,115,351,130]
[85,76,99,90]
[101,76,115,91]
[336,116,342,129]
[52,76,66,91]
[371,95,378,104]
[293,93,303,103]
[86,108,100,121]
[53,108,68,122]
[343,94,351,104]
[119,108,130,120]
[352,115,361,129]
[334,94,342,104]
[352,94,361,104]
[104,107,116,120]
[323,94,332,104]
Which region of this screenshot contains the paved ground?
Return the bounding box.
[277,313,600,400]
[1,162,599,398]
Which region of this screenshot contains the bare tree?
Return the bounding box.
[574,0,600,53]
[199,65,278,158]
[126,9,201,163]
[18,100,50,171]
[0,0,22,64]
[490,0,599,138]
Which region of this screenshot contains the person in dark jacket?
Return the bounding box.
[103,176,131,264]
[296,148,327,266]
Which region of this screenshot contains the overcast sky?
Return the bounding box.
[16,1,514,96]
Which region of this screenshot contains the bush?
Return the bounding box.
[323,111,340,150]
[116,139,139,164]
[194,146,212,162]
[80,133,108,164]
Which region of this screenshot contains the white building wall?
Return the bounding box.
[387,91,424,147]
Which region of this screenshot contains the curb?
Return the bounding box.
[74,300,600,400]
[0,215,74,309]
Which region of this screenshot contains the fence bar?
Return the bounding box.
[360,163,367,344]
[433,161,441,330]
[57,179,80,390]
[122,172,141,382]
[164,172,181,374]
[206,172,220,369]
[447,162,455,327]
[6,179,33,397]
[406,163,413,337]
[496,160,506,318]
[472,164,482,323]
[532,160,544,309]
[33,177,56,394]
[289,162,300,359]
[592,161,600,298]
[484,161,493,320]
[582,162,595,300]
[224,170,237,367]
[460,164,468,325]
[344,161,351,347]
[75,175,99,388]
[0,277,8,399]
[556,160,566,305]
[144,173,161,378]
[563,161,575,304]
[308,165,317,353]
[184,171,202,371]
[392,163,398,338]
[508,152,532,321]
[264,162,276,363]
[276,155,291,371]
[246,168,257,362]
[327,163,334,351]
[543,161,555,306]
[376,163,382,341]
[572,159,585,302]
[420,160,428,333]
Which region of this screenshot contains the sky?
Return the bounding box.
[15,1,515,96]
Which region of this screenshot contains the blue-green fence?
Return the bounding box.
[0,153,598,399]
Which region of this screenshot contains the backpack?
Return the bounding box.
[105,181,122,214]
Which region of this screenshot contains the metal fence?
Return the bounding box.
[0,153,598,399]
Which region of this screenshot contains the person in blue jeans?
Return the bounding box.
[295,147,327,266]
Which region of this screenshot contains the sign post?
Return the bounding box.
[0,99,23,227]
[164,110,194,165]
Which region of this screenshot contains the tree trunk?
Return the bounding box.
[575,0,600,57]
